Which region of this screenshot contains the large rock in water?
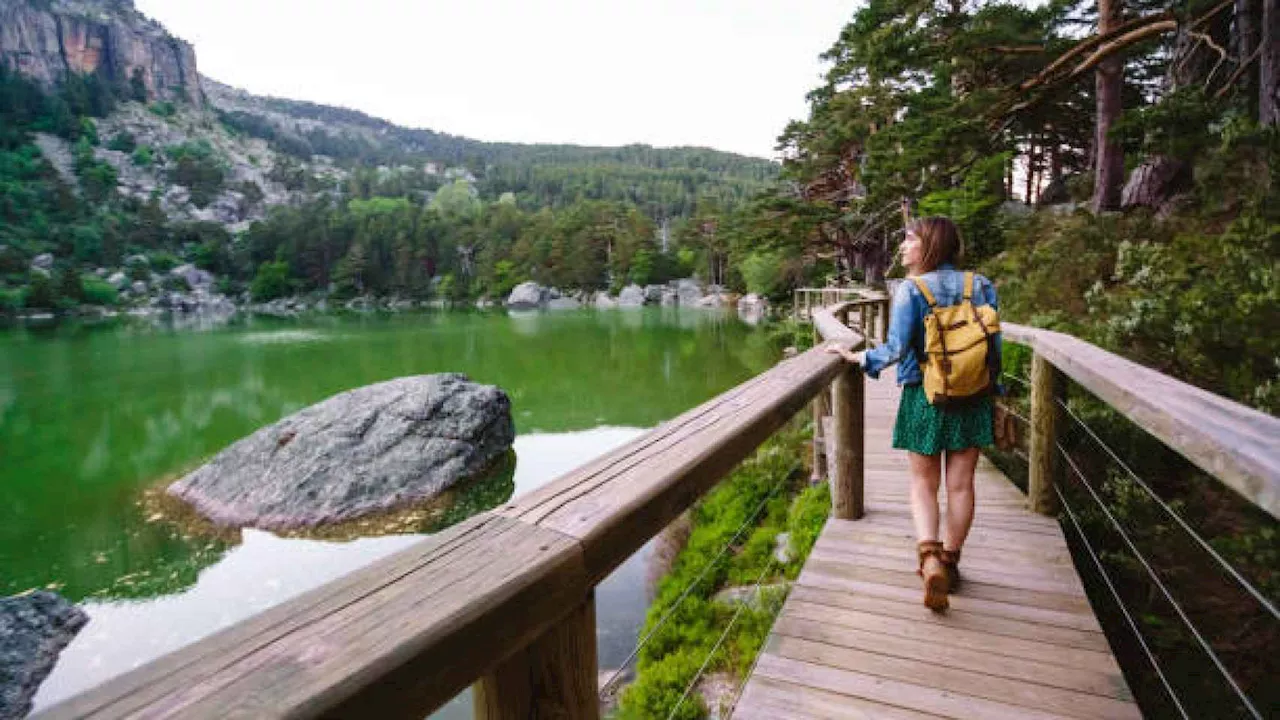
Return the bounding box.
[167,374,515,529]
[0,591,89,720]
[505,281,547,309]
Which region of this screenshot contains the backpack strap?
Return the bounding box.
[910,276,937,307]
[963,272,975,301]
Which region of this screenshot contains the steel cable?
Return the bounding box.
[598,474,789,698]
[1056,442,1262,718]
[666,559,777,720]
[1054,482,1192,720]
[1052,396,1279,621]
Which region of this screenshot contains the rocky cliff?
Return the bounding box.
[0,0,200,107]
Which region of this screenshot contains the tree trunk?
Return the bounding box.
[1263,0,1280,124]
[1093,0,1125,212]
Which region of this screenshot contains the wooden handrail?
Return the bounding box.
[39,301,882,720]
[1005,323,1280,520]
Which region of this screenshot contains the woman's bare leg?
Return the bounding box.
[907,452,943,542]
[943,447,981,551]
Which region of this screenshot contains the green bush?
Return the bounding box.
[250,260,291,301]
[148,251,180,274]
[149,101,176,118]
[618,425,809,719]
[131,145,153,167]
[166,141,227,208]
[82,277,118,305]
[108,132,136,153]
[23,272,57,310]
[739,250,785,298]
[0,287,20,314]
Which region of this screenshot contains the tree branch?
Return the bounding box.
[1214,46,1263,98]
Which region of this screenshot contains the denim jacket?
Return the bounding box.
[862,264,1003,392]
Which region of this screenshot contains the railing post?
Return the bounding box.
[811,325,829,484]
[878,298,889,343]
[474,592,598,720]
[1028,353,1064,516]
[832,363,865,519]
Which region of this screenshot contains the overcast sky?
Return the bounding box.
[132,0,859,159]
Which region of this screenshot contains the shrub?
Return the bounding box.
[108,132,136,153]
[149,101,176,118]
[81,277,118,305]
[0,287,20,314]
[148,251,180,274]
[131,145,153,167]
[23,272,57,309]
[250,260,291,301]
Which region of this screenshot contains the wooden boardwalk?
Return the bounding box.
[733,374,1142,720]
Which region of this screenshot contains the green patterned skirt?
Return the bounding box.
[892,384,994,456]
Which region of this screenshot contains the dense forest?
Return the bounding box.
[0,62,779,312]
[613,0,1278,717]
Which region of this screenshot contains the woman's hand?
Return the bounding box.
[824,344,865,366]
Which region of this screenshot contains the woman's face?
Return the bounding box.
[901,232,923,270]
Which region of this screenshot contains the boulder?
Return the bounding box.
[167,375,515,529]
[130,280,148,295]
[0,592,89,720]
[594,293,618,309]
[30,253,53,271]
[506,281,547,309]
[675,278,702,306]
[696,293,727,308]
[660,289,678,306]
[737,293,768,325]
[643,285,665,304]
[1122,157,1192,211]
[107,271,127,289]
[171,264,214,289]
[617,284,645,307]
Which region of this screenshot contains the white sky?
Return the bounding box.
[133,0,860,160]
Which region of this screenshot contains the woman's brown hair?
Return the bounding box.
[908,216,963,273]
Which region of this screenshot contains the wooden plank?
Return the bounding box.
[811,537,1085,584]
[750,653,1076,720]
[769,636,1142,720]
[805,547,1087,596]
[786,590,1117,661]
[501,343,855,583]
[734,675,942,720]
[798,568,1105,632]
[39,515,588,720]
[802,557,1094,614]
[1005,322,1280,519]
[772,614,1130,699]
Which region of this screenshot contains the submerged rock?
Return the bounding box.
[167,374,515,529]
[0,592,89,720]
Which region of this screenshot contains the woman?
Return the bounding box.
[827,216,1001,611]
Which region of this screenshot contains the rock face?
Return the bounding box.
[617,284,645,307]
[0,591,89,720]
[167,374,515,529]
[0,0,202,107]
[506,281,546,309]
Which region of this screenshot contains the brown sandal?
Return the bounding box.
[941,548,962,591]
[917,541,949,612]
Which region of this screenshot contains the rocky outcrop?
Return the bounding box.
[0,0,201,107]
[167,374,515,529]
[506,281,547,309]
[0,591,89,720]
[617,284,645,307]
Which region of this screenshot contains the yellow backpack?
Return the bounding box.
[911,272,1000,406]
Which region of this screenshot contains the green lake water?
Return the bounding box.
[0,307,779,712]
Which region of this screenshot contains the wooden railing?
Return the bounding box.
[1004,323,1280,520]
[793,287,889,337]
[40,299,886,720]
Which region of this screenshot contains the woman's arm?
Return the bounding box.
[858,282,917,379]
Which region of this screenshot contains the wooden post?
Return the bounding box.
[811,326,829,484]
[878,299,889,343]
[831,363,865,520]
[474,593,598,720]
[1028,353,1064,515]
